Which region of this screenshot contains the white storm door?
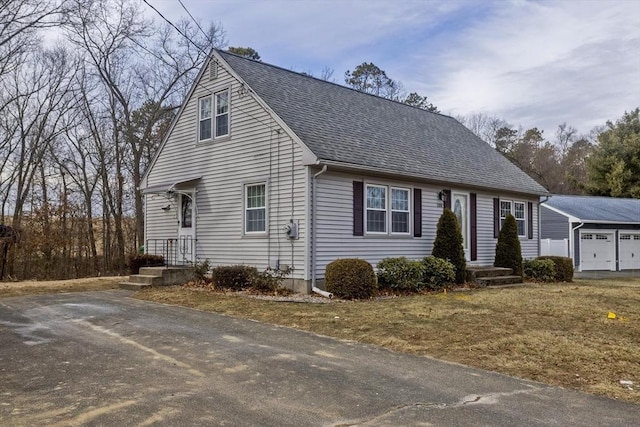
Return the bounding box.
[580,232,614,271]
[178,192,195,263]
[452,193,470,261]
[619,234,640,270]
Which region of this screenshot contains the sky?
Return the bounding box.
[146,0,640,140]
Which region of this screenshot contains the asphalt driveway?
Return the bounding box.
[0,290,638,426]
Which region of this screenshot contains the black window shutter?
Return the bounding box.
[470,193,477,261]
[353,181,364,236]
[413,188,422,237]
[493,198,500,238]
[444,189,451,210]
[528,201,534,239]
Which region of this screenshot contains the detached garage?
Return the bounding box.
[540,195,640,272]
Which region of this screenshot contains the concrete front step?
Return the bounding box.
[467,266,514,279]
[127,274,165,286]
[476,275,523,287]
[119,266,194,290]
[119,282,153,291]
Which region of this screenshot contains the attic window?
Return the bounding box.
[198,89,230,142]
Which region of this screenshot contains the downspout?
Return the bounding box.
[571,222,585,271]
[311,165,332,298]
[538,195,549,257]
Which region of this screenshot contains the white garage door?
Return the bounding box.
[619,233,640,270]
[580,232,615,271]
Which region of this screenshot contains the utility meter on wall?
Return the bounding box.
[284,219,298,240]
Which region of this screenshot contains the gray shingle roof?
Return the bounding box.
[543,195,640,223]
[218,51,548,195]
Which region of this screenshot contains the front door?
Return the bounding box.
[178,192,195,264]
[452,193,470,261]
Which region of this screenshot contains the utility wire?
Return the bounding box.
[142,0,208,55]
[177,0,210,41]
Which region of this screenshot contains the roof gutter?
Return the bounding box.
[311,165,332,299]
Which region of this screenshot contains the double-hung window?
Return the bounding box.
[366,185,386,233]
[198,97,212,141]
[365,184,410,235]
[500,200,526,237]
[245,183,266,233]
[198,89,229,142]
[391,188,410,233]
[215,90,229,137]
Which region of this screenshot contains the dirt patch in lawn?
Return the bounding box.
[0,277,124,298]
[135,279,640,403]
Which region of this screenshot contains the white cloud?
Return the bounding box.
[146,0,640,137]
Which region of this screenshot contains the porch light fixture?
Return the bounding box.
[438,190,447,202]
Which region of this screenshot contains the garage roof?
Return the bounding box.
[543,195,640,223]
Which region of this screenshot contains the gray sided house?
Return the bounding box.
[141,50,548,292]
[541,195,640,272]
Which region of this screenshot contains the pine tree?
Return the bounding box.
[494,214,523,277]
[432,209,467,284]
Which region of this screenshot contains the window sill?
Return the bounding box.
[242,232,269,238]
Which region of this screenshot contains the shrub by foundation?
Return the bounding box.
[494,214,523,277]
[211,265,258,290]
[376,257,425,292]
[538,256,574,282]
[325,258,376,300]
[422,256,456,290]
[432,209,467,284]
[523,258,556,282]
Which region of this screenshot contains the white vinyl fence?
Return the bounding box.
[540,238,569,257]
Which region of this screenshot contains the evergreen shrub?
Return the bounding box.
[211,265,258,290]
[523,258,556,282]
[127,254,164,274]
[325,258,376,299]
[538,256,574,282]
[494,214,523,277]
[422,256,455,290]
[376,257,425,292]
[432,209,467,284]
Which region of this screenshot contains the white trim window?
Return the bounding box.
[366,184,411,235]
[366,185,386,233]
[500,199,526,237]
[198,89,230,141]
[245,183,266,233]
[391,187,410,234]
[215,89,229,137]
[198,96,212,141]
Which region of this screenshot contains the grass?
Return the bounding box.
[0,277,122,298]
[135,279,640,403]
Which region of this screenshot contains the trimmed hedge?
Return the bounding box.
[523,258,556,282]
[211,265,258,290]
[127,254,164,274]
[538,256,574,282]
[422,256,456,290]
[325,258,377,300]
[377,257,425,292]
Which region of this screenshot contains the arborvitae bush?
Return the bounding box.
[376,257,425,292]
[494,214,523,277]
[127,254,164,274]
[432,209,467,284]
[537,256,574,282]
[210,265,258,290]
[422,256,455,290]
[325,258,376,299]
[523,258,556,282]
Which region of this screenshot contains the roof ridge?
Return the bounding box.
[216,49,454,120]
